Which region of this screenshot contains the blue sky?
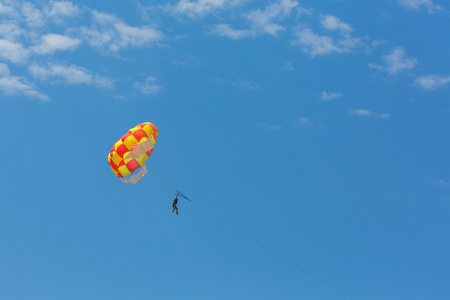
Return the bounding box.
[1,0,449,299]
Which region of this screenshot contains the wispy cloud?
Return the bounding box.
[281,61,294,71]
[164,0,245,18]
[172,54,197,66]
[291,27,341,56]
[21,2,46,28]
[297,117,311,126]
[212,75,259,90]
[210,0,299,39]
[133,76,164,95]
[0,21,25,41]
[369,47,417,75]
[291,15,364,57]
[259,123,283,131]
[433,179,450,188]
[0,1,81,64]
[0,63,48,100]
[320,91,342,101]
[80,11,164,52]
[210,24,250,39]
[0,39,29,64]
[0,1,171,101]
[0,2,19,17]
[397,0,442,13]
[244,0,298,36]
[3,1,79,29]
[371,40,387,48]
[28,63,114,89]
[44,1,79,21]
[233,77,259,89]
[416,75,450,90]
[33,33,81,55]
[349,108,391,119]
[320,15,352,33]
[0,1,165,60]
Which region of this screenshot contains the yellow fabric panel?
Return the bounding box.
[111,152,122,166]
[135,153,149,166]
[123,134,138,150]
[128,126,139,134]
[142,124,153,136]
[118,165,132,176]
[123,151,132,163]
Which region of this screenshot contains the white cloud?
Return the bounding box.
[234,77,259,89]
[166,0,245,18]
[434,179,450,188]
[173,54,197,66]
[0,2,18,17]
[79,27,113,48]
[33,33,81,55]
[29,63,91,83]
[21,2,45,28]
[349,109,391,119]
[112,94,127,100]
[370,47,417,75]
[368,63,384,72]
[209,24,250,39]
[0,62,8,76]
[245,0,298,36]
[0,21,24,41]
[80,11,164,52]
[291,13,364,57]
[134,76,163,95]
[44,1,79,19]
[296,7,313,16]
[349,108,371,117]
[298,117,311,126]
[0,39,29,64]
[0,62,48,100]
[291,27,341,56]
[397,0,442,13]
[20,0,79,27]
[281,61,294,71]
[320,91,342,101]
[384,47,417,74]
[320,15,352,33]
[416,75,450,90]
[114,22,162,49]
[211,0,298,38]
[259,123,283,131]
[378,113,391,120]
[371,40,386,48]
[0,1,79,34]
[28,63,114,89]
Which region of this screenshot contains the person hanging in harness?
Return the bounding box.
[172,196,179,215]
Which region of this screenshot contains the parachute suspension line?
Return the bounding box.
[182,195,355,300]
[145,166,178,193]
[155,141,179,191]
[175,190,190,201]
[146,158,178,192]
[143,180,176,194]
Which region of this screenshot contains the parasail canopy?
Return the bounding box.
[108,122,158,184]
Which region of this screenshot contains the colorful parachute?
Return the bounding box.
[108,122,158,184]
